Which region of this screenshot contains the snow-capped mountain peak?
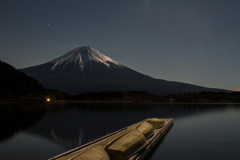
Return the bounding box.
[20,46,227,95]
[50,46,123,71]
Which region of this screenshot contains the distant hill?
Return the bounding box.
[20,46,228,95]
[0,60,44,99]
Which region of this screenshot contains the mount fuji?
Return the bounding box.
[20,46,225,95]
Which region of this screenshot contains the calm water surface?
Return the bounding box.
[0,103,239,160]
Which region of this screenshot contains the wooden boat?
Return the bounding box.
[48,118,173,160]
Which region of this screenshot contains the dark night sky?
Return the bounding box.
[1,0,240,90]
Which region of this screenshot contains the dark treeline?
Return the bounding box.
[70,91,240,103]
[0,60,44,100]
[71,91,159,102]
[160,91,240,102]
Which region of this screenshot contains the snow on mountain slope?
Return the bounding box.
[50,46,123,71]
[19,46,228,95]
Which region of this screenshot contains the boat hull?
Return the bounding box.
[49,118,174,160]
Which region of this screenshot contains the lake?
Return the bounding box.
[0,102,240,160]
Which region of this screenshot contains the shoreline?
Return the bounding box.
[1,99,240,104]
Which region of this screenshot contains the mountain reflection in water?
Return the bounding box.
[0,103,240,160]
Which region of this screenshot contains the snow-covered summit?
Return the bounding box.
[50,46,123,71]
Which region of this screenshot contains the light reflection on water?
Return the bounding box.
[0,103,240,160]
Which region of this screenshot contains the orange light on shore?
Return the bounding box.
[46,98,51,102]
